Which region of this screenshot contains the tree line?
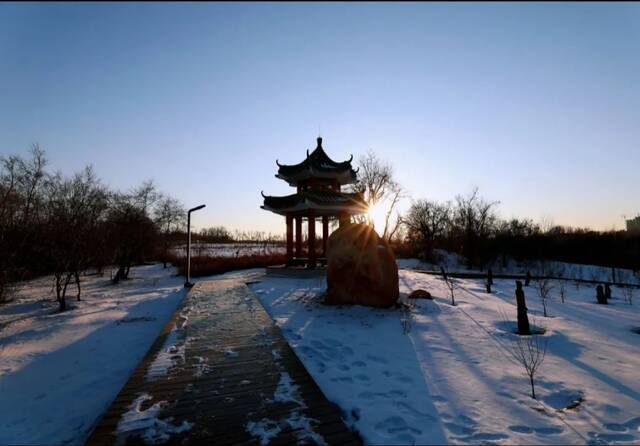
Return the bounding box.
[0,146,185,310]
[351,150,640,273]
[400,189,640,273]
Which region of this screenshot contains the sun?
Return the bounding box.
[366,201,388,231]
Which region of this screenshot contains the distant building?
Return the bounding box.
[626,216,640,234]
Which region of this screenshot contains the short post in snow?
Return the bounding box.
[185,204,206,288]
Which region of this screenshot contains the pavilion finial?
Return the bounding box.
[317,136,323,148]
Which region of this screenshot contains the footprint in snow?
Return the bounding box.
[331,376,353,383]
[534,427,564,435]
[366,354,388,364]
[388,389,408,398]
[509,425,533,434]
[468,432,509,441]
[588,432,636,443]
[444,422,475,436]
[394,375,413,384]
[375,416,422,435]
[394,401,436,420]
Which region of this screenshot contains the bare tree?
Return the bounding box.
[404,199,452,261]
[108,183,160,283]
[381,185,406,241]
[154,195,185,268]
[0,147,48,302]
[451,187,499,269]
[622,286,633,305]
[559,281,566,304]
[44,166,108,311]
[17,144,47,225]
[504,321,547,399]
[536,277,554,317]
[350,150,403,240]
[200,226,234,242]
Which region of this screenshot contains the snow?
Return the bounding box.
[245,318,326,445]
[247,263,640,445]
[3,259,639,445]
[116,393,192,445]
[0,264,187,445]
[146,304,192,381]
[246,418,282,446]
[272,372,304,406]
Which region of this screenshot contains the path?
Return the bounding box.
[87,278,360,445]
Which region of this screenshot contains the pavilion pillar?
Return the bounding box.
[322,216,329,257]
[295,216,302,259]
[308,210,316,268]
[285,214,293,264]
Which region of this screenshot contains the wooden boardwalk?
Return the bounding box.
[86,278,360,445]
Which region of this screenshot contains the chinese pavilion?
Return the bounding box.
[261,137,368,268]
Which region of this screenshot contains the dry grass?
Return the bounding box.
[171,253,287,277]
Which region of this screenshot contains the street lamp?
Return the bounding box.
[184,204,206,288]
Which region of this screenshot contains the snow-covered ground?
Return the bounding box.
[249,265,640,445]
[0,264,186,445]
[399,251,640,285]
[172,242,285,258]
[2,260,639,445]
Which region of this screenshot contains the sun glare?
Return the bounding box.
[367,202,388,232]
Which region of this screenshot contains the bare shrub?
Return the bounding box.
[440,266,457,306]
[535,261,556,317]
[400,294,418,335]
[504,319,547,399]
[559,281,566,304]
[536,277,554,317]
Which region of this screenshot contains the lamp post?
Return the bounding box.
[185,204,206,288]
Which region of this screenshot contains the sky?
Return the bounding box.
[1,2,639,234]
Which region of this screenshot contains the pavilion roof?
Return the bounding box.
[275,137,357,186]
[261,190,368,216]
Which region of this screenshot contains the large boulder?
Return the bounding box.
[325,223,399,308]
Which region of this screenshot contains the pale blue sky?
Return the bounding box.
[1,2,639,234]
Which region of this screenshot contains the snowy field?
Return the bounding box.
[0,265,186,445]
[401,252,640,285]
[249,267,640,445]
[171,242,285,258]
[1,261,639,445]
